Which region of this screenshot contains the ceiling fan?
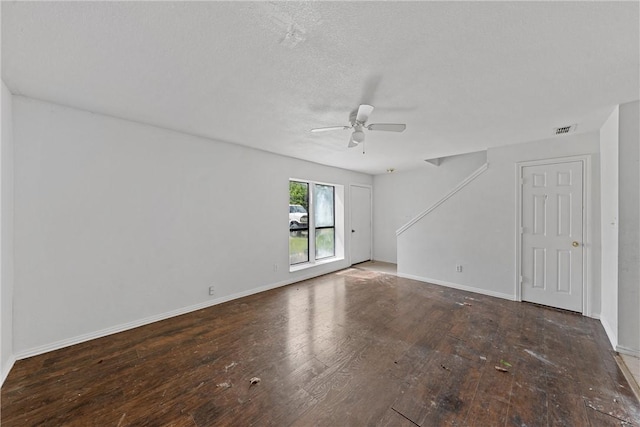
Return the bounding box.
[310,104,406,148]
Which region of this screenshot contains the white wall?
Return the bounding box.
[398,132,601,312]
[12,96,372,357]
[617,100,639,356]
[7,93,637,366]
[373,151,487,263]
[599,107,619,346]
[1,80,15,383]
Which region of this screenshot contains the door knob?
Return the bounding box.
[572,241,580,247]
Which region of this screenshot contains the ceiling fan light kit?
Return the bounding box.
[310,104,406,148]
[352,128,365,143]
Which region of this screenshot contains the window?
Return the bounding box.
[289,179,341,267]
[314,184,335,259]
[289,181,309,265]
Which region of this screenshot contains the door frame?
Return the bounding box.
[515,155,592,316]
[349,184,373,265]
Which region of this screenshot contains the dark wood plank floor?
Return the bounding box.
[2,268,639,426]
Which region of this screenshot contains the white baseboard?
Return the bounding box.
[1,354,17,386]
[599,315,618,350]
[617,345,640,358]
[15,265,346,361]
[397,273,517,301]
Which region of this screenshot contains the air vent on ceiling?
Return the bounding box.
[554,124,577,135]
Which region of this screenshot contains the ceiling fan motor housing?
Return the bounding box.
[310,104,406,148]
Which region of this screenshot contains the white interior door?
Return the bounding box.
[521,161,584,312]
[350,185,372,264]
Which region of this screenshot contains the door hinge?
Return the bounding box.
[520,226,524,234]
[519,275,523,284]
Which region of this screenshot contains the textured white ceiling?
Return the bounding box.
[2,1,638,174]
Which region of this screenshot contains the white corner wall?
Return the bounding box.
[599,107,619,347]
[398,132,601,311]
[12,96,372,357]
[617,100,640,356]
[1,80,16,383]
[373,151,487,263]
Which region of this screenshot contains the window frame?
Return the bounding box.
[313,183,335,260]
[289,179,344,271]
[288,181,309,266]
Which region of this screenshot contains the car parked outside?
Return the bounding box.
[289,204,308,231]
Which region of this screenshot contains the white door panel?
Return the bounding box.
[521,161,583,312]
[351,185,372,264]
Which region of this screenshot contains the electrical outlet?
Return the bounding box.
[456,265,463,273]
[209,286,215,296]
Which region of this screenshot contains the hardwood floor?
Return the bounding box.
[2,267,639,426]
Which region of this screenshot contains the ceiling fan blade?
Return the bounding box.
[310,126,350,133]
[356,104,374,123]
[367,123,406,132]
[347,135,358,148]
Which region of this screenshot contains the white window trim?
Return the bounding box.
[289,179,344,272]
